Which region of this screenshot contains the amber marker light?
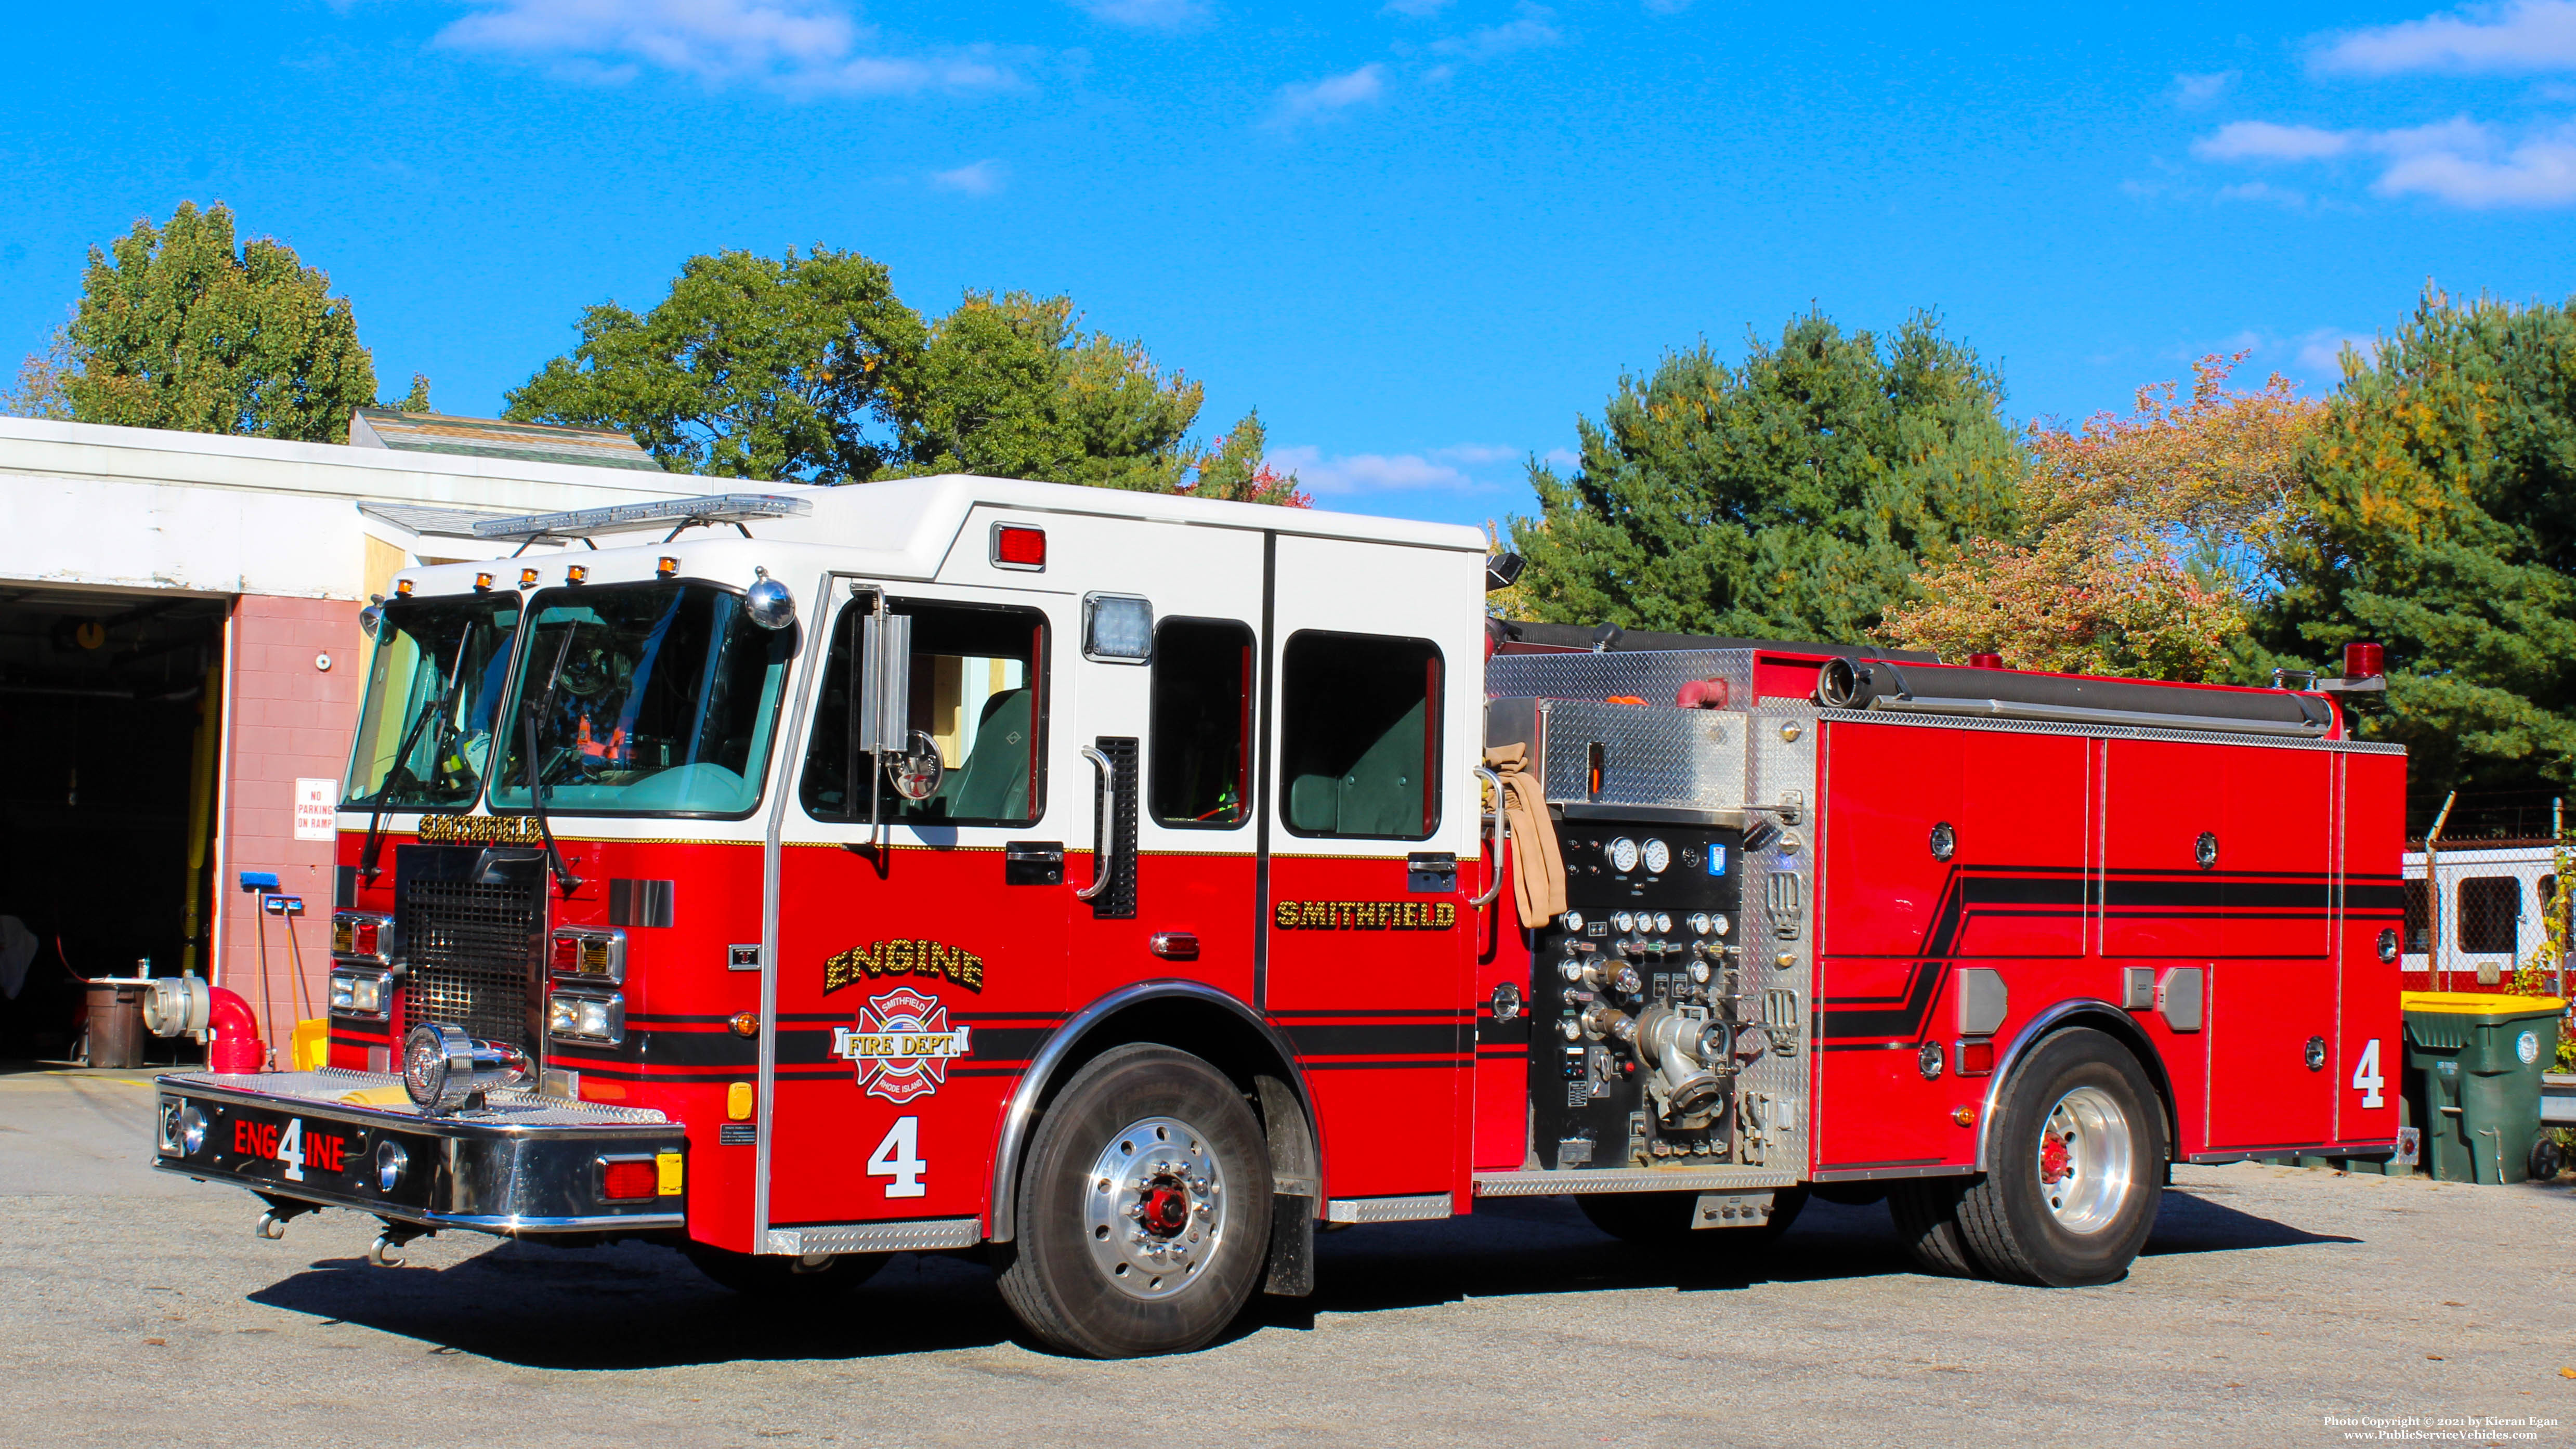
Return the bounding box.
[565,564,587,585]
[519,567,540,589]
[396,579,414,596]
[474,571,493,592]
[658,556,679,577]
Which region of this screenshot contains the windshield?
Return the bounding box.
[343,594,525,811]
[489,582,796,817]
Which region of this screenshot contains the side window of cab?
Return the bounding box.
[1278,630,1442,840]
[801,599,1049,827]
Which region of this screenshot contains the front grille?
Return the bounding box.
[397,846,545,1053]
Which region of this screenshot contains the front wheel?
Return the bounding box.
[992,1044,1273,1358]
[1953,1027,2165,1286]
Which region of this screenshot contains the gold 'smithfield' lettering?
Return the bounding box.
[415,814,548,846]
[824,939,987,995]
[1272,900,1458,931]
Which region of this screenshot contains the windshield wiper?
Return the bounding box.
[360,631,474,884]
[520,624,584,897]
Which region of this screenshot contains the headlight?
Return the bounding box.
[179,1102,206,1155]
[402,1022,529,1115]
[329,969,391,1019]
[548,990,625,1045]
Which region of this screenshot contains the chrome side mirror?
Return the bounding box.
[887,729,946,801]
[745,568,795,631]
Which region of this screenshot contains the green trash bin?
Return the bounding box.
[2401,992,2566,1184]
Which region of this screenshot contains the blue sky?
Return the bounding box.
[4,2,2573,528]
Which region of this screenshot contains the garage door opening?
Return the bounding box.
[0,586,229,1065]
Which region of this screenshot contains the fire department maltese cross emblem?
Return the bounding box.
[831,987,972,1104]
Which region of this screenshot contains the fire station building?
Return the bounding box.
[0,412,696,1061]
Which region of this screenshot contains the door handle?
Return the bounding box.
[1076,746,1115,902]
[1468,764,1507,908]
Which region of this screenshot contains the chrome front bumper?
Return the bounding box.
[153,1069,689,1236]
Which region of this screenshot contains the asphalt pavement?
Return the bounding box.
[2,1066,2571,1449]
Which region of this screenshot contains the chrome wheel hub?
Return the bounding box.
[1083,1115,1227,1301]
[2035,1085,2134,1234]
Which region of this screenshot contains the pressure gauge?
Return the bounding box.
[1613,911,1637,934]
[1688,958,1711,984]
[1653,912,1674,934]
[1711,912,1732,937]
[1560,911,1585,933]
[1606,837,1641,873]
[1642,838,1671,874]
[1687,912,1714,936]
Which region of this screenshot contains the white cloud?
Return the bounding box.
[2375,126,2576,203]
[1267,63,1386,127]
[2313,0,2576,75]
[2171,70,2238,107]
[1380,0,1455,15]
[2216,180,2309,207]
[1269,442,1523,494]
[1068,0,1208,30]
[2192,121,2353,162]
[2194,112,2576,206]
[2293,328,2375,374]
[434,0,1013,96]
[930,159,1005,194]
[1432,2,1562,60]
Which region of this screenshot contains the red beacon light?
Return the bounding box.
[2344,641,2385,681]
[991,524,1047,571]
[1967,652,2004,670]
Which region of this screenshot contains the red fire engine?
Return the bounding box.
[150,477,2405,1358]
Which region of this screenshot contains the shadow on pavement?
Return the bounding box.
[242,1186,2352,1368]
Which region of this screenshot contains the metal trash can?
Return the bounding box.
[2401,991,2566,1184]
[82,979,148,1069]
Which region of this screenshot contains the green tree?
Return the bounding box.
[506,246,924,484]
[2261,291,2576,799]
[1508,311,2022,641]
[1178,407,1309,507]
[890,291,1207,491]
[57,201,377,442]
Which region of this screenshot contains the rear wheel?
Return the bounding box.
[684,1243,886,1300]
[1886,1177,1978,1277]
[1576,1187,1808,1246]
[1954,1027,2165,1286]
[992,1044,1273,1358]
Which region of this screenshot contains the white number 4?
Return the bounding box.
[278,1117,306,1182]
[2351,1038,2385,1109]
[868,1117,926,1198]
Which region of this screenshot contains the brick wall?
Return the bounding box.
[216,594,363,1046]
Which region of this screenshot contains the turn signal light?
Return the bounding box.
[600,1159,657,1201]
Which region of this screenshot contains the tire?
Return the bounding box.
[2531,1134,2566,1182]
[992,1044,1273,1358]
[684,1242,886,1300]
[1885,1176,1979,1277]
[1954,1027,2165,1287]
[1576,1187,1809,1246]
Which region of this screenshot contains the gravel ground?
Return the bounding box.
[2,1067,2570,1449]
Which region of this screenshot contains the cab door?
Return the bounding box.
[767,580,1071,1233]
[1261,533,1486,1205]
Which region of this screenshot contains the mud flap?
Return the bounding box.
[1265,1193,1315,1296]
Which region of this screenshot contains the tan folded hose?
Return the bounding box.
[1483,743,1566,925]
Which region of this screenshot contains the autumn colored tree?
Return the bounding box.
[1181,408,1309,507]
[1508,312,2021,641]
[53,201,378,442]
[2262,291,2576,799]
[1883,355,2323,681]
